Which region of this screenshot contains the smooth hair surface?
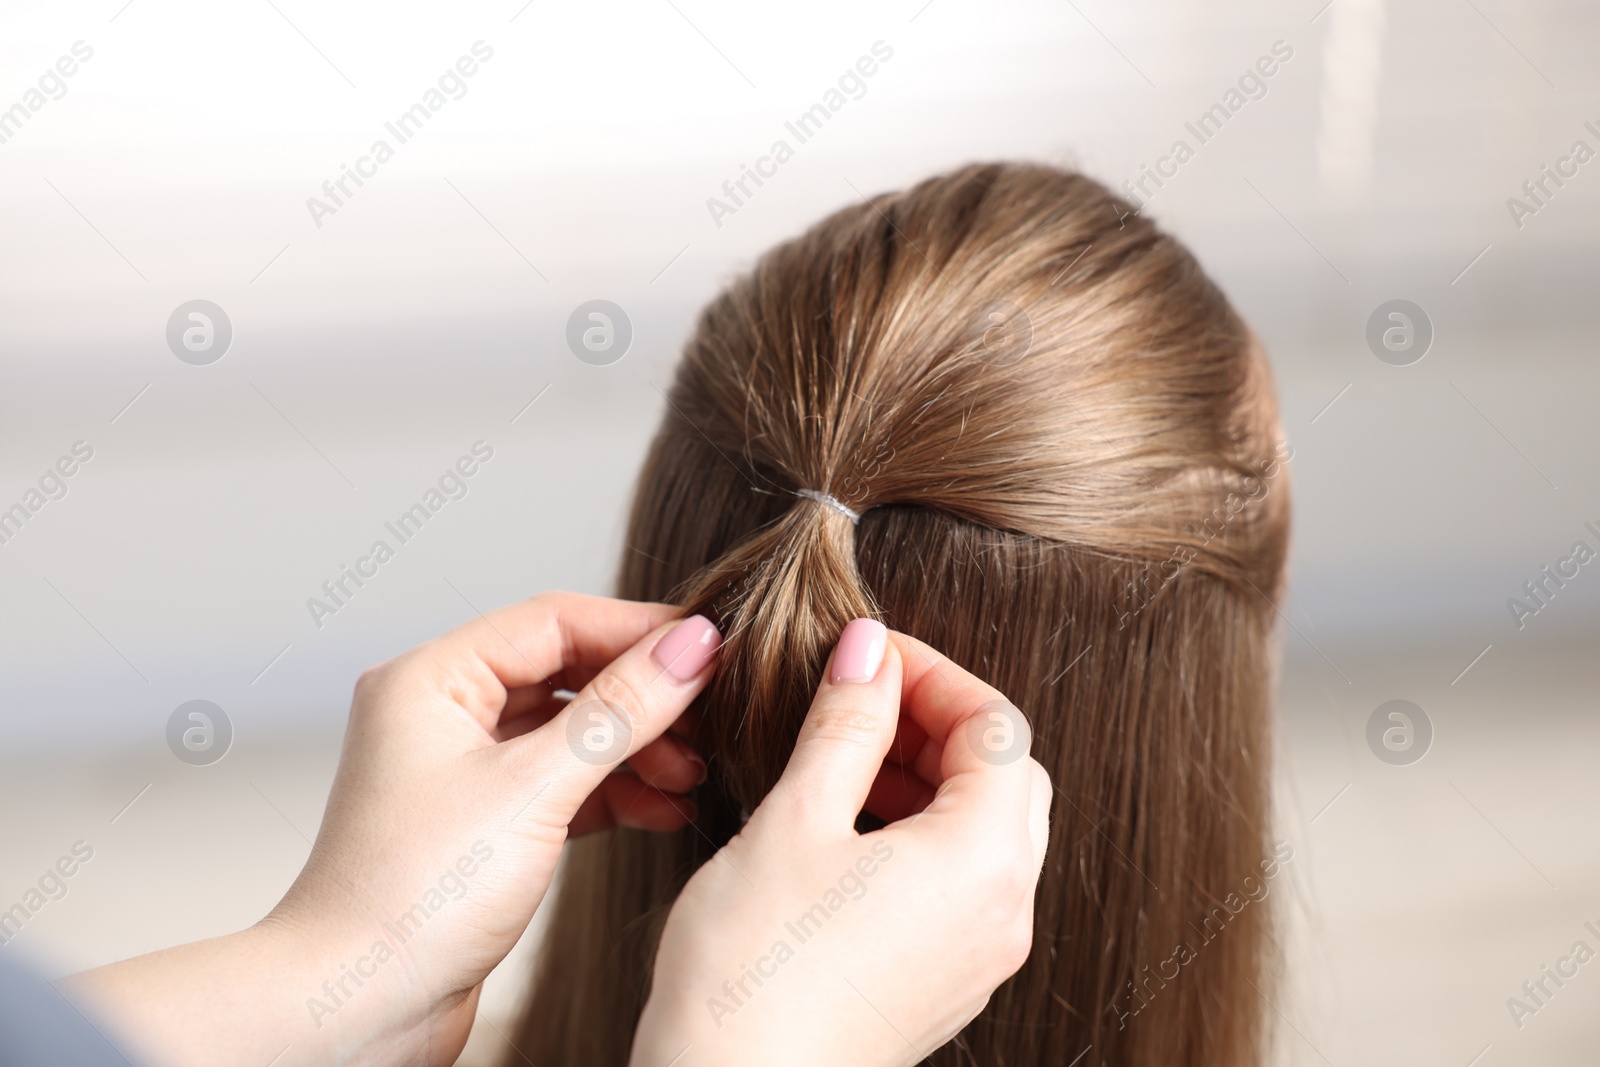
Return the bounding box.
[510,162,1291,1066]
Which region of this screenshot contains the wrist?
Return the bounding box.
[252,902,442,1064]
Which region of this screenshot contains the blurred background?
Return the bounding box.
[1,0,1597,1063]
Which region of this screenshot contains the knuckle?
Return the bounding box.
[584,669,652,731]
[352,659,397,703]
[525,588,575,630]
[349,657,411,727]
[969,865,1036,956]
[1002,862,1036,906]
[353,665,382,698]
[970,841,1036,908]
[998,919,1035,976]
[998,841,1039,897]
[1029,760,1054,799]
[800,701,880,748]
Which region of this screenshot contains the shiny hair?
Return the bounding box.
[509,162,1291,1066]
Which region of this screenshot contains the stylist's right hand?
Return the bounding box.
[630,620,1052,1067]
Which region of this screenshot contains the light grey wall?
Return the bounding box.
[1,0,1596,751]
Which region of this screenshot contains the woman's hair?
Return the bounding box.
[509,162,1291,1066]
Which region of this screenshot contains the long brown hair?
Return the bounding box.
[510,162,1291,1066]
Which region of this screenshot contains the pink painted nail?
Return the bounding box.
[652,615,722,682]
[831,618,887,684]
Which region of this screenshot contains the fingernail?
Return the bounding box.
[652,615,722,682]
[831,618,887,685]
[686,748,708,786]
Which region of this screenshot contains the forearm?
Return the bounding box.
[61,919,432,1067]
[56,598,715,1067]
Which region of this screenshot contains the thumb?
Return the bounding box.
[765,619,899,836]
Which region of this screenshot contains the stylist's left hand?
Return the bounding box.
[68,592,721,1067]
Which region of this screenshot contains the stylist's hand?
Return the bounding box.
[630,620,1051,1067]
[69,592,722,1067]
[278,592,722,1056]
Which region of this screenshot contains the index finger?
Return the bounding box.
[889,631,1037,815]
[424,590,680,731]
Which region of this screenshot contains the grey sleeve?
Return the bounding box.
[0,953,144,1067]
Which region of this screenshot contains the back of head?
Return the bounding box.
[514,162,1291,1066]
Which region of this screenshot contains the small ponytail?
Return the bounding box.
[675,492,877,808]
